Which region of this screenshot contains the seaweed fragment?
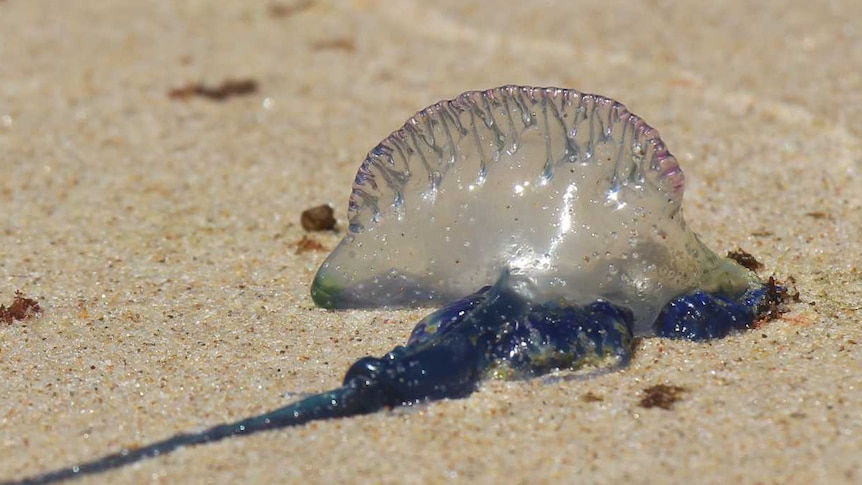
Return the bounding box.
[1,291,40,324]
[168,79,259,101]
[639,384,688,410]
[727,248,764,271]
[295,235,327,254]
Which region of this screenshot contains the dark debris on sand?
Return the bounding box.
[1,291,41,324]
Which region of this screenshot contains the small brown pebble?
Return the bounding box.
[639,384,688,410]
[726,248,763,271]
[295,235,327,254]
[169,79,259,101]
[301,204,336,231]
[1,290,41,324]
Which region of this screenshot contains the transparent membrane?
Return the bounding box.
[312,85,756,335]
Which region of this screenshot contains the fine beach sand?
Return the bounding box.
[2,1,861,484]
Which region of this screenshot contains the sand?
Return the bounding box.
[1,1,861,484]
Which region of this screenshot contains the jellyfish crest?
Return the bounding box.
[311,86,754,334]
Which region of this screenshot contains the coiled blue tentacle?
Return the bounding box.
[654,287,771,340]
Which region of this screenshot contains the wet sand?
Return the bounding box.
[2,1,861,484]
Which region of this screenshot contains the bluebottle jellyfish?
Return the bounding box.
[2,86,779,485]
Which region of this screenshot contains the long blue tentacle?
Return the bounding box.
[0,280,532,485]
[1,385,369,485]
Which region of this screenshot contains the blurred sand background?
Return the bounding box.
[2,1,861,483]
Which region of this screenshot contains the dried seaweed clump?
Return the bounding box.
[295,235,327,254]
[726,248,764,271]
[1,290,41,324]
[639,384,688,410]
[755,276,797,324]
[169,79,259,101]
